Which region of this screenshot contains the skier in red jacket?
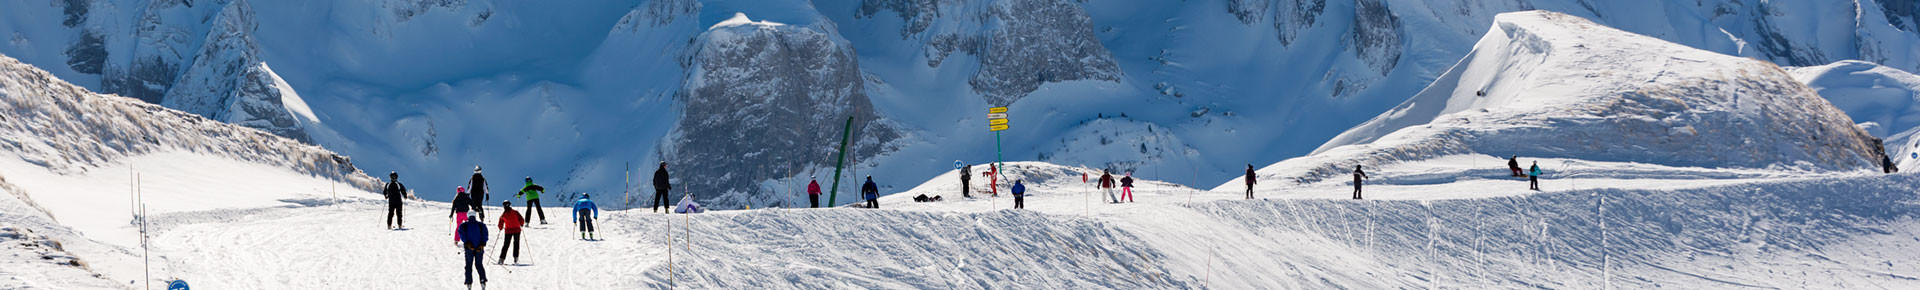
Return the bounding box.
[807,175,823,208]
[496,201,524,265]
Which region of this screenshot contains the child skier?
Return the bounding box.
[451,186,473,242]
[1120,173,1135,203]
[573,193,599,240]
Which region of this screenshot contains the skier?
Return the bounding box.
[1244,165,1256,200]
[807,176,822,208]
[987,164,999,196]
[456,211,489,288]
[451,186,474,242]
[517,177,547,224]
[1098,170,1117,204]
[1528,161,1543,191]
[1351,165,1369,200]
[1886,154,1900,174]
[467,166,490,218]
[653,162,672,213]
[862,176,880,209]
[496,201,523,265]
[383,172,408,229]
[960,164,973,198]
[1508,156,1523,177]
[1011,180,1027,209]
[573,193,599,240]
[1120,172,1135,203]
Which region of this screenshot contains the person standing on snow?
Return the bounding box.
[573,193,599,240]
[862,176,880,209]
[1011,180,1027,209]
[1098,171,1117,204]
[457,211,489,288]
[384,172,408,229]
[1886,154,1900,174]
[467,166,491,218]
[451,186,474,242]
[960,164,974,198]
[517,177,548,224]
[1528,161,1543,191]
[1120,173,1136,203]
[1351,165,1370,200]
[807,176,823,208]
[1244,165,1256,200]
[1508,156,1523,177]
[497,201,523,265]
[653,162,672,213]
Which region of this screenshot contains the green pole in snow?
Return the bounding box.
[827,116,854,206]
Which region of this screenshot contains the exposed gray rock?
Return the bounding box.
[667,18,899,208]
[1348,0,1400,76]
[858,0,1121,106]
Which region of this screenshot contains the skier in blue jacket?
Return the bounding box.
[1011,180,1027,209]
[862,176,880,209]
[1528,162,1543,191]
[456,212,488,288]
[573,193,599,240]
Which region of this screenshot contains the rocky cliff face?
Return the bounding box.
[666,14,899,207]
[857,0,1121,106]
[156,0,311,143]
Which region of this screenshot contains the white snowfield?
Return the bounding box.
[1257,11,1881,189]
[13,159,1920,289]
[6,10,1920,290]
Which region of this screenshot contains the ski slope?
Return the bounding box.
[42,161,1920,289]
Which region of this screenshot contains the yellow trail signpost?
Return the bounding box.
[988,106,1009,169]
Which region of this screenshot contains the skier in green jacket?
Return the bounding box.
[517,177,547,224]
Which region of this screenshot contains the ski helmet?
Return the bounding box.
[503,200,512,206]
[582,193,590,198]
[525,176,533,182]
[389,171,398,178]
[467,211,478,219]
[474,166,482,172]
[457,186,466,193]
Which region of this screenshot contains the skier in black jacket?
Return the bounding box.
[1352,165,1370,200]
[1887,154,1900,174]
[653,162,672,213]
[383,172,407,229]
[960,164,973,198]
[1245,165,1257,200]
[467,166,490,218]
[451,186,475,242]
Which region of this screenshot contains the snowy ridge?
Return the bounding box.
[1243,11,1881,187]
[0,52,375,188]
[1788,60,1920,171]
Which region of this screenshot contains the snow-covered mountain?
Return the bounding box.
[0,51,378,287]
[1789,60,1920,171]
[8,0,1920,209]
[1231,11,1883,188]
